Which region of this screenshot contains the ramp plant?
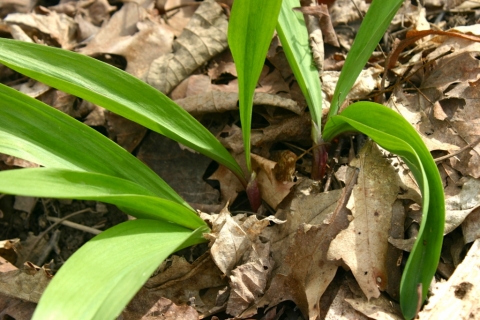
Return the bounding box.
[235,0,444,319]
[0,0,443,319]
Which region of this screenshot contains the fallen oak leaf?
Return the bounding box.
[327,141,401,300]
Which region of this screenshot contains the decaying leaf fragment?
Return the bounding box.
[327,141,401,300]
[125,254,226,317]
[202,207,283,316]
[148,0,228,94]
[242,178,351,320]
[0,261,51,303]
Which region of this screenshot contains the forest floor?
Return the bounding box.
[1,0,480,319]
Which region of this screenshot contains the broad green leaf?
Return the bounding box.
[328,0,403,117]
[33,219,209,320]
[277,0,323,142]
[0,38,245,184]
[228,0,283,171]
[0,82,188,206]
[323,102,444,320]
[0,168,206,229]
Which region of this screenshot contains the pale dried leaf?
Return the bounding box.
[444,177,480,234]
[5,10,78,49]
[328,142,400,300]
[329,0,368,26]
[218,113,312,155]
[346,295,402,320]
[80,8,174,81]
[322,67,383,102]
[12,80,49,98]
[324,281,368,320]
[226,241,273,316]
[462,207,480,244]
[418,239,480,320]
[163,0,198,36]
[8,24,33,42]
[251,154,296,210]
[204,208,275,275]
[175,91,302,116]
[147,0,228,94]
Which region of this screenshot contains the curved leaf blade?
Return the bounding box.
[328,0,403,117]
[323,102,444,320]
[277,0,323,141]
[32,220,208,320]
[228,0,283,171]
[0,168,206,229]
[0,83,188,206]
[0,38,245,183]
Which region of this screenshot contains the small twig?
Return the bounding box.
[46,216,102,235]
[434,137,480,163]
[36,229,61,266]
[25,208,93,262]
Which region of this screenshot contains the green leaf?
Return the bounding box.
[32,219,209,320]
[323,102,445,320]
[228,0,283,171]
[328,0,403,117]
[0,82,188,206]
[277,0,323,142]
[0,38,245,184]
[0,168,206,229]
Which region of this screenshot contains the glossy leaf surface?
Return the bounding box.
[0,38,245,183]
[277,0,323,141]
[328,0,403,117]
[0,82,189,206]
[323,102,444,319]
[228,0,282,171]
[33,220,208,320]
[0,168,206,229]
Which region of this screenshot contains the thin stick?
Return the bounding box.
[46,216,102,235]
[25,208,93,262]
[434,137,480,163]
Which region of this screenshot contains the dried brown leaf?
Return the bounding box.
[0,262,51,303]
[105,111,147,152]
[242,179,352,319]
[147,0,228,94]
[328,142,400,300]
[5,9,78,49]
[207,164,244,208]
[175,91,301,116]
[131,254,226,316]
[80,6,174,81]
